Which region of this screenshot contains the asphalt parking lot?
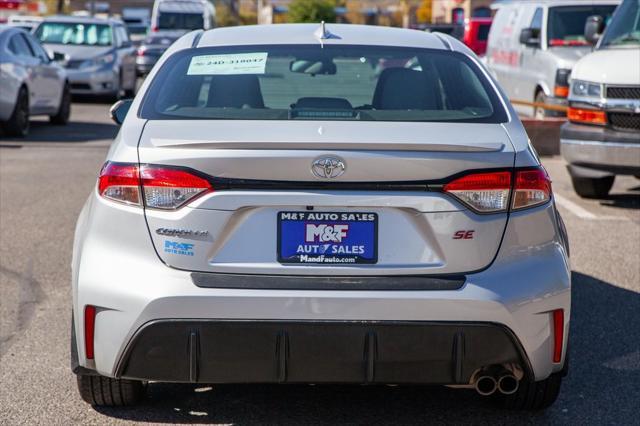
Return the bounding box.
[0,101,639,425]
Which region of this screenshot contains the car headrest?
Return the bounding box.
[372,68,438,110]
[207,74,265,109]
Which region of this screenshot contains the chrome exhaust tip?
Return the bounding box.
[475,375,498,396]
[497,374,519,395]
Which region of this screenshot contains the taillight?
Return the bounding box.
[567,107,607,125]
[136,46,146,56]
[443,167,551,213]
[98,162,140,206]
[97,162,213,209]
[140,165,212,209]
[151,25,158,32]
[444,171,511,213]
[512,168,552,210]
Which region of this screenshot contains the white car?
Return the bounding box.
[561,0,640,198]
[0,25,70,137]
[72,24,570,411]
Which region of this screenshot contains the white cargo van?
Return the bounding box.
[486,0,619,118]
[560,0,640,198]
[150,0,215,35]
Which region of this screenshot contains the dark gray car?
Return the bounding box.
[135,34,177,76]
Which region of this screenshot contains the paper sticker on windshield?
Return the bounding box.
[187,52,268,75]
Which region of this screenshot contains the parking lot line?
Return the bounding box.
[554,193,628,221]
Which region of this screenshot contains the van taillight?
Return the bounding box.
[443,167,551,213]
[97,162,213,209]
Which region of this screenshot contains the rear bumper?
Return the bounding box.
[116,320,528,384]
[72,194,571,383]
[561,122,640,175]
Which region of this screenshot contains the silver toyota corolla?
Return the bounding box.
[71,24,571,411]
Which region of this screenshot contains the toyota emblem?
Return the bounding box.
[311,156,346,179]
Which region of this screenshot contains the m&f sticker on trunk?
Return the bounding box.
[187,52,268,75]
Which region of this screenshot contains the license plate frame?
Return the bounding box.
[277,211,378,265]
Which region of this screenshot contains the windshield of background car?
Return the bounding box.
[158,12,203,30]
[477,24,491,41]
[140,45,507,123]
[35,22,113,46]
[547,5,617,46]
[600,0,640,47]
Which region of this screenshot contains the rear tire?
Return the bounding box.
[77,374,145,406]
[50,83,71,125]
[3,86,29,137]
[571,175,615,198]
[496,373,562,410]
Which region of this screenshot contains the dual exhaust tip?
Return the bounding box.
[475,372,519,396]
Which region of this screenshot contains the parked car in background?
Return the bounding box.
[72,24,570,411]
[122,7,150,45]
[135,33,177,76]
[0,25,70,137]
[463,17,492,56]
[33,16,137,99]
[561,0,640,198]
[150,0,215,35]
[7,15,42,31]
[486,0,620,118]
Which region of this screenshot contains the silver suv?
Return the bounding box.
[71,24,571,411]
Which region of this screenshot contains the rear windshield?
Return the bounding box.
[547,5,617,46]
[35,22,113,46]
[140,45,507,123]
[158,12,203,30]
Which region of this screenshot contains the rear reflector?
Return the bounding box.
[443,171,511,213]
[98,162,213,209]
[512,168,552,210]
[84,305,96,360]
[567,107,607,125]
[552,309,564,363]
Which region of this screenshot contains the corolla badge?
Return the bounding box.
[312,156,346,179]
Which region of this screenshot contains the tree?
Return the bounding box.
[288,0,337,23]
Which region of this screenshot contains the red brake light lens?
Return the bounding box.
[443,171,512,212]
[98,162,213,209]
[512,168,552,210]
[98,162,141,206]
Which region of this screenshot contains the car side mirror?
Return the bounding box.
[109,99,133,125]
[519,28,540,47]
[50,51,67,62]
[585,15,604,45]
[120,40,132,49]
